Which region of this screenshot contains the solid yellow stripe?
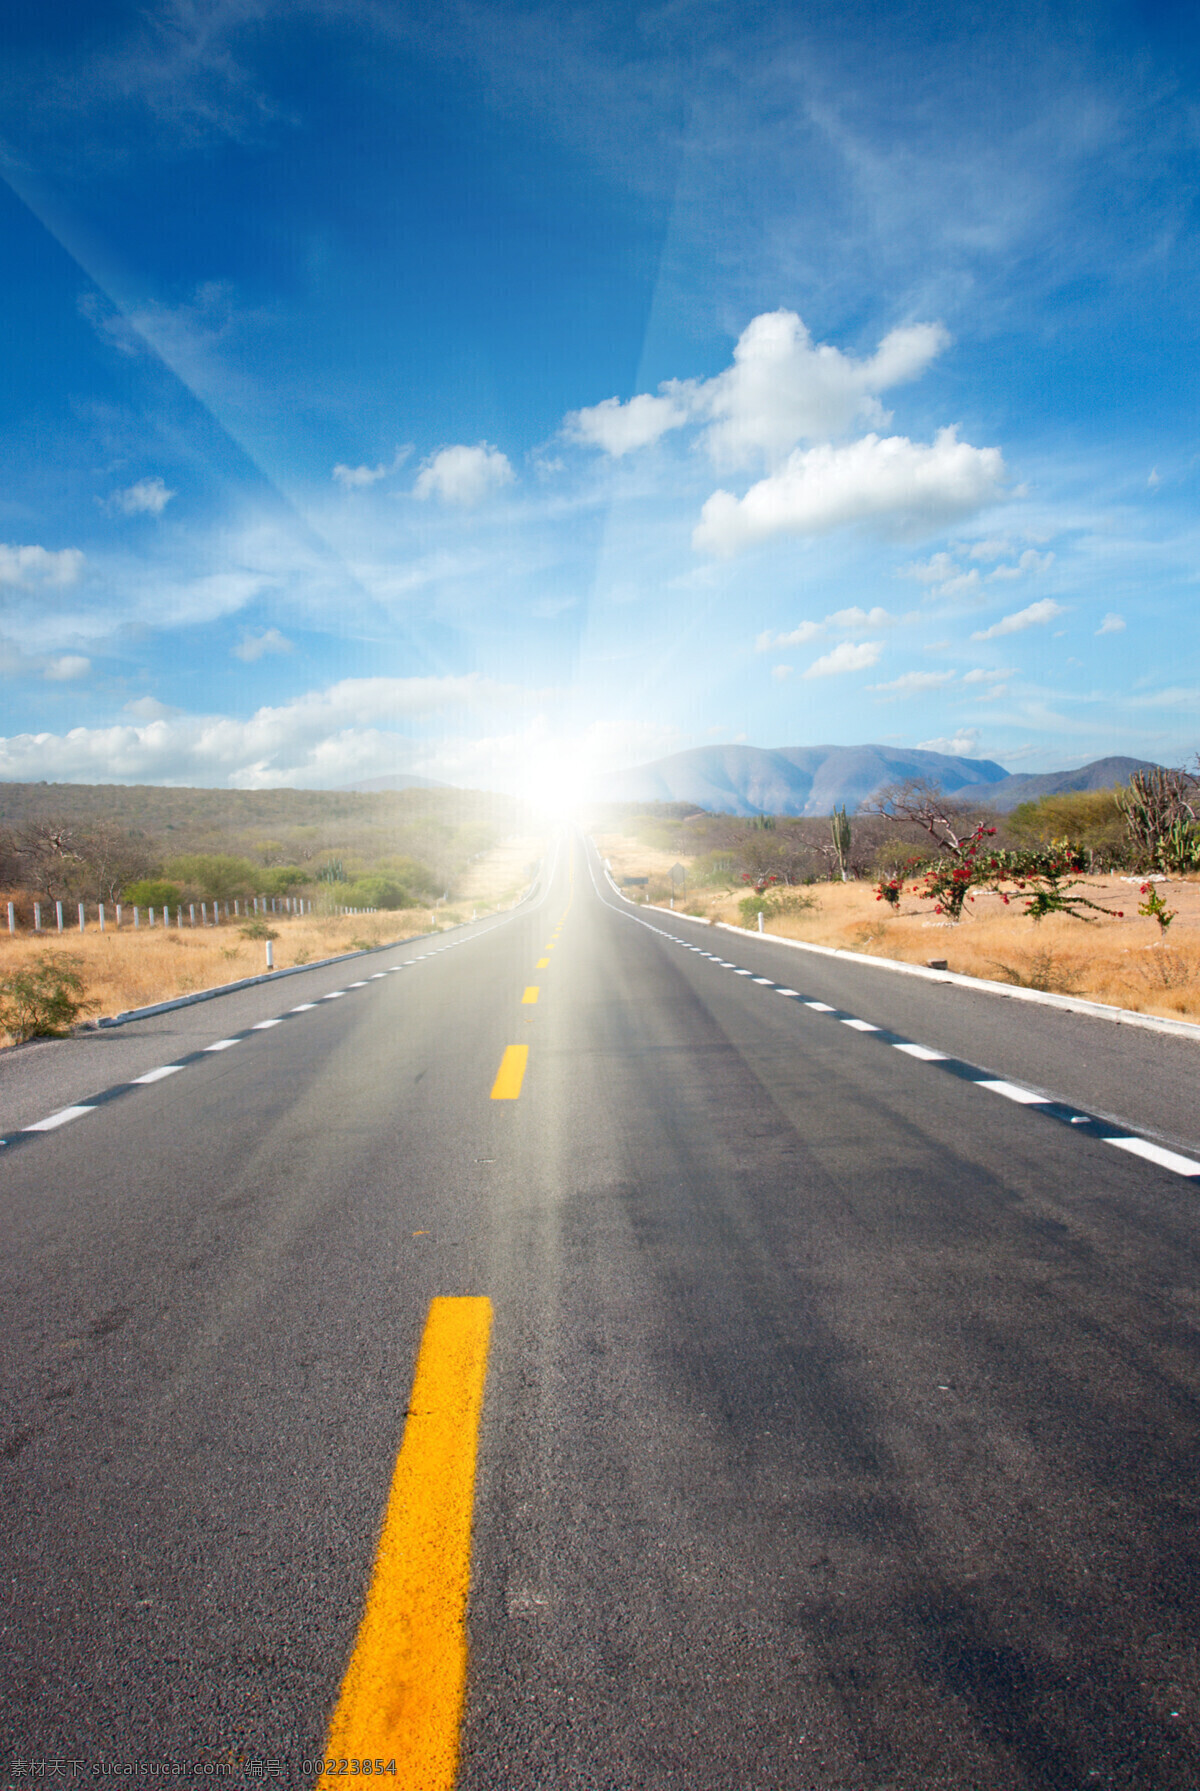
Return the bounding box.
[521,986,539,1005]
[322,1296,493,1790]
[489,1044,528,1099]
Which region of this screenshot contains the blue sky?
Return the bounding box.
[0,0,1198,802]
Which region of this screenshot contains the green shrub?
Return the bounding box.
[164,854,261,901]
[239,918,279,941]
[124,878,182,909]
[0,953,95,1041]
[340,875,414,911]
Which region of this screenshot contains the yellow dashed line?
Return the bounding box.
[490,1044,528,1100]
[536,957,549,968]
[321,1296,493,1790]
[521,986,539,1005]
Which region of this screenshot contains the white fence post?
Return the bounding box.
[78,903,86,933]
[34,902,42,932]
[56,901,64,932]
[134,907,141,929]
[6,901,13,934]
[115,904,122,928]
[99,903,105,932]
[757,910,764,932]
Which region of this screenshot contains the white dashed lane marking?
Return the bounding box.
[621,903,1200,1184]
[3,912,513,1152]
[23,1106,96,1132]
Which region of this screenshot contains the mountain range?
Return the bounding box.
[589,745,1159,817]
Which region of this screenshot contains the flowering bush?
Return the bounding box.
[1138,882,1176,934]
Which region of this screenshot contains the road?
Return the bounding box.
[3,835,1200,1790]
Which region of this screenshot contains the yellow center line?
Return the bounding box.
[521,986,539,1004]
[321,1296,493,1790]
[536,957,549,968]
[489,1044,528,1100]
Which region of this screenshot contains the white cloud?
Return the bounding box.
[333,461,389,488]
[43,655,91,681]
[756,620,823,650]
[568,311,950,471]
[692,312,950,470]
[936,568,983,597]
[971,598,1066,639]
[967,538,1013,561]
[962,666,1014,683]
[332,447,412,489]
[565,391,690,456]
[1148,467,1161,487]
[825,605,896,630]
[902,551,961,584]
[0,543,85,587]
[917,729,982,756]
[771,663,793,681]
[414,443,515,507]
[756,606,897,652]
[109,476,175,516]
[695,428,1005,556]
[987,548,1054,581]
[869,669,957,693]
[802,639,883,678]
[233,627,294,662]
[1096,612,1126,635]
[0,674,534,787]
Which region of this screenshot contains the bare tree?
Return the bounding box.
[864,780,986,859]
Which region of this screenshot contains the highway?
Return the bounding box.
[3,834,1200,1790]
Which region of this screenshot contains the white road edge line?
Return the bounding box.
[132,1065,186,1084]
[977,1078,1049,1105]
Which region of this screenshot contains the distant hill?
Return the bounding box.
[592,743,1009,817]
[970,756,1161,813]
[590,744,1164,817]
[337,774,448,792]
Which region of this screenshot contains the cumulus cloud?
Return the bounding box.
[564,392,690,456]
[695,429,1005,556]
[233,627,294,662]
[108,476,175,516]
[0,543,85,587]
[414,443,515,507]
[802,640,883,678]
[917,729,982,756]
[1097,612,1126,635]
[692,312,950,471]
[568,310,950,470]
[123,696,177,720]
[0,674,534,787]
[971,598,1065,640]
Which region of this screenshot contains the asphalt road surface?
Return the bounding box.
[3,835,1200,1790]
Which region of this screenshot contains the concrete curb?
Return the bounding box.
[89,871,547,1031]
[92,929,447,1029]
[634,900,1200,1046]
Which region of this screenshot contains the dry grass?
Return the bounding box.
[454,833,547,908]
[0,832,546,1047]
[596,831,1200,1026]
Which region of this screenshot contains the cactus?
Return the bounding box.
[831,804,852,881]
[1115,768,1199,871]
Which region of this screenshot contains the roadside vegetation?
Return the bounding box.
[590,761,1200,1024]
[0,784,543,1045]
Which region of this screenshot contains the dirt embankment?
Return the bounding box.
[596,833,1200,1025]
